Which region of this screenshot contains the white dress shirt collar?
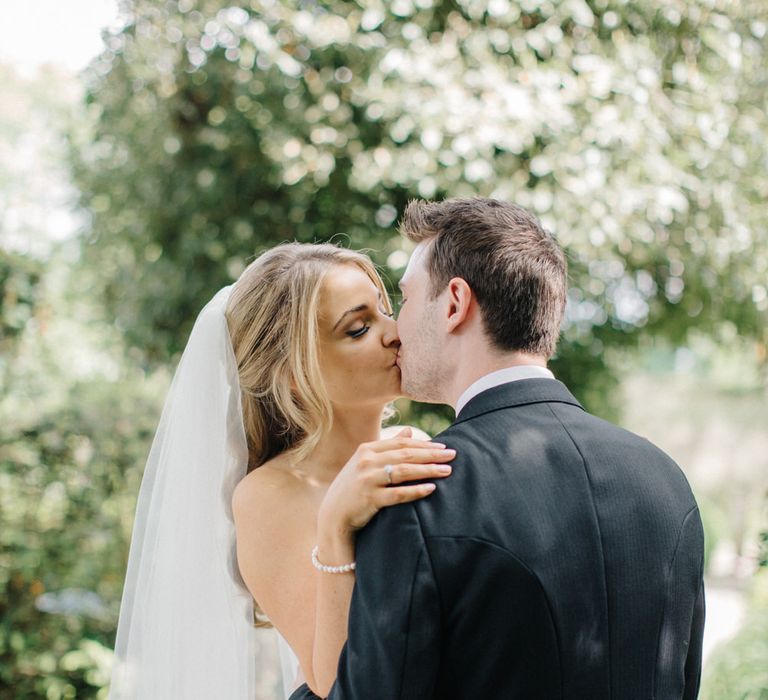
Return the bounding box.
[455,365,555,416]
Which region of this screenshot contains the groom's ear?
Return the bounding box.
[445,277,473,333]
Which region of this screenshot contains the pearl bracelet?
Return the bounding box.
[311,545,356,574]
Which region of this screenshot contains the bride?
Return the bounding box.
[109,242,456,699]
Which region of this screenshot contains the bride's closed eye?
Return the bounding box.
[347,325,369,338]
[346,307,392,338]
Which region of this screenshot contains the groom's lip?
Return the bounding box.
[394,353,401,367]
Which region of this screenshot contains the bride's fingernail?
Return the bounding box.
[431,442,446,448]
[438,465,452,474]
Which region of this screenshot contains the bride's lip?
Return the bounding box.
[394,353,401,367]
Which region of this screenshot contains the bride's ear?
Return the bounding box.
[445,277,473,333]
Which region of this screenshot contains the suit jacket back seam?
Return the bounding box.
[545,401,612,698]
[422,534,563,695]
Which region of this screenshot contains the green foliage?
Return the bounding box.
[697,494,728,573]
[2,1,765,697]
[701,571,768,700]
[760,495,768,569]
[0,306,166,698]
[761,532,768,569]
[0,250,42,359]
[71,0,768,419]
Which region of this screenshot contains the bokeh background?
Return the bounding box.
[1,0,766,697]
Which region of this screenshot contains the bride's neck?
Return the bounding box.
[300,404,387,483]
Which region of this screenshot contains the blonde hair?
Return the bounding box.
[226,242,393,474]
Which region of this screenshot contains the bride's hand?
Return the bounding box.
[318,428,455,534]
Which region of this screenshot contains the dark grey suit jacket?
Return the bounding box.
[291,379,705,699]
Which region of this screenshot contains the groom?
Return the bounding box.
[292,198,705,699]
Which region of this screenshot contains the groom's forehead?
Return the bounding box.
[400,241,431,288]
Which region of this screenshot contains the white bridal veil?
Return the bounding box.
[109,286,260,699]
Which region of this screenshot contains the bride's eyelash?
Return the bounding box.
[347,325,369,338]
[346,306,391,337]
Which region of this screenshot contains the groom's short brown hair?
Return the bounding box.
[399,197,567,358]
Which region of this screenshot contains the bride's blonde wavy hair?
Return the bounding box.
[225,242,393,475]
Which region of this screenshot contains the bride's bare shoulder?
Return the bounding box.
[231,453,306,516]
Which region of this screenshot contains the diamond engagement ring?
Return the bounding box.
[384,464,394,485]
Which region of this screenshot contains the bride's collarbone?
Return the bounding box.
[246,456,330,505]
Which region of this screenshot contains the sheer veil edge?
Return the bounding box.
[109,286,261,699]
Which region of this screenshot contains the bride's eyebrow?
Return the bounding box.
[332,291,383,331]
[333,304,367,331]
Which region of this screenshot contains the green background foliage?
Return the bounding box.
[71,0,768,413]
[2,0,767,697]
[701,572,768,700]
